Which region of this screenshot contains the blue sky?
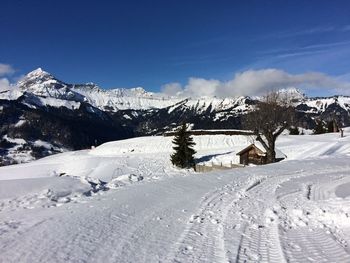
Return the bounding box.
[1,0,350,96]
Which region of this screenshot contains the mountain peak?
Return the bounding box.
[17,67,65,93]
[31,67,44,73]
[130,87,147,94]
[18,68,57,86]
[26,68,52,78]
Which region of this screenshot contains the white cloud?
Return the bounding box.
[161,82,183,96]
[0,63,15,76]
[161,69,350,98]
[184,78,221,97]
[0,78,12,92]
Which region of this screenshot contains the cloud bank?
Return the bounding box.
[161,69,350,97]
[0,63,15,92]
[0,78,12,92]
[0,63,14,76]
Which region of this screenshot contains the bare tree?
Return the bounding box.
[244,91,295,163]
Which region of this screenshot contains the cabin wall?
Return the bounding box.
[239,148,266,165]
[240,152,249,165]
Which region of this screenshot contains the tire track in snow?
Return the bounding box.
[273,168,350,262]
[234,174,293,263]
[3,156,350,262]
[281,228,350,262]
[167,183,242,262]
[167,176,278,262]
[236,224,286,263]
[233,168,342,262]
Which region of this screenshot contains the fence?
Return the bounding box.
[194,161,244,173]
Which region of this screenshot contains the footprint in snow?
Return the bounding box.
[181,245,193,255]
[189,215,204,224]
[210,218,220,224]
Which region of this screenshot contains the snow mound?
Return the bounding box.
[107,174,144,189]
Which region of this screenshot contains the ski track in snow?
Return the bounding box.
[167,163,350,263]
[1,133,350,262]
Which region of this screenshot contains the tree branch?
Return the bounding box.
[273,122,288,139]
[256,134,269,151]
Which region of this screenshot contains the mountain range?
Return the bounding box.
[0,68,349,166]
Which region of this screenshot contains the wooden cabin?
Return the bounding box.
[236,143,286,165]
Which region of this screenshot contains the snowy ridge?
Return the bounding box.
[2,68,350,117]
[182,96,250,113]
[296,95,350,113]
[277,87,305,100]
[71,85,180,111]
[13,67,252,113]
[17,68,85,102]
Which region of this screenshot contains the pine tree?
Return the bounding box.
[289,126,299,135]
[170,123,196,168]
[327,120,339,133]
[327,120,334,133]
[314,120,326,134]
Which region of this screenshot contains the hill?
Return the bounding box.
[0,130,350,262]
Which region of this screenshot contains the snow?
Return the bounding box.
[14,119,26,127]
[1,130,350,262]
[1,136,66,165]
[297,96,350,113]
[7,68,350,118]
[0,89,23,101]
[122,114,132,119]
[3,135,26,145]
[335,182,350,198]
[26,67,46,77]
[71,85,180,111]
[7,68,251,113]
[23,95,81,109]
[37,97,80,109]
[33,140,54,149]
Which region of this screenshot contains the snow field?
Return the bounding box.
[1,129,350,262]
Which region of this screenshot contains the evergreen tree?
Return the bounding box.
[327,121,334,133]
[170,123,196,168]
[289,126,299,135]
[314,120,326,134]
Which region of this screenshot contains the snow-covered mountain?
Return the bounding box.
[5,68,350,117]
[71,85,180,111]
[14,68,180,111]
[1,68,350,166]
[0,68,300,112]
[17,68,85,102]
[13,68,350,115]
[297,95,350,114]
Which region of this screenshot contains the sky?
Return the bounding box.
[1,0,350,97]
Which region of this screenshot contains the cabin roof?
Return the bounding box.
[236,142,286,159]
[236,144,265,156]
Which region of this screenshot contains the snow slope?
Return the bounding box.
[1,130,350,262]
